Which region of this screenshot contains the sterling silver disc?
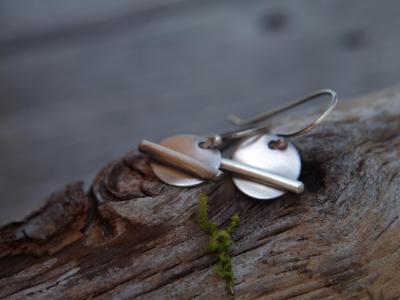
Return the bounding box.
[151,134,221,187]
[231,134,301,200]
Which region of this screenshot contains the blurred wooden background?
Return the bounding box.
[1,0,400,224]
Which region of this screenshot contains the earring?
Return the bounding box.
[139,89,338,200]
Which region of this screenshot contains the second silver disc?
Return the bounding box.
[151,134,221,187]
[232,134,301,200]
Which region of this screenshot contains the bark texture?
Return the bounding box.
[0,90,400,299]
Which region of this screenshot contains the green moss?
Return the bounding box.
[197,193,239,294]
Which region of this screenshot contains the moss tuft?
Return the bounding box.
[197,193,239,294]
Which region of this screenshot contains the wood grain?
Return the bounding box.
[2,0,400,225]
[0,90,399,299]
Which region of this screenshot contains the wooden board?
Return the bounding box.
[0,89,399,299]
[2,0,400,224]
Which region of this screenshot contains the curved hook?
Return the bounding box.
[229,89,338,137]
[202,89,338,149]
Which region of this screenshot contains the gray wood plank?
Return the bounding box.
[1,0,400,224]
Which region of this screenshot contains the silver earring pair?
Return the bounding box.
[139,89,338,200]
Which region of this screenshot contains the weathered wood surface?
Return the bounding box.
[3,0,400,224]
[0,91,399,299]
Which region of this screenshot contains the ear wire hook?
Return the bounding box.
[229,89,338,136]
[201,89,338,149]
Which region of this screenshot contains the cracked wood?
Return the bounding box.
[0,90,400,299]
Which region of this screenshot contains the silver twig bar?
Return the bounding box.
[139,140,223,182]
[220,158,304,194]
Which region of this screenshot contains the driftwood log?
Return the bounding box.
[0,90,400,299]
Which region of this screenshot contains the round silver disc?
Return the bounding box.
[151,134,221,187]
[232,134,301,200]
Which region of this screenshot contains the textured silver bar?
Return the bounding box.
[139,140,223,182]
[221,158,304,194]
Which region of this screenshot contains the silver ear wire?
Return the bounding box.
[202,89,338,149]
[229,89,338,137]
